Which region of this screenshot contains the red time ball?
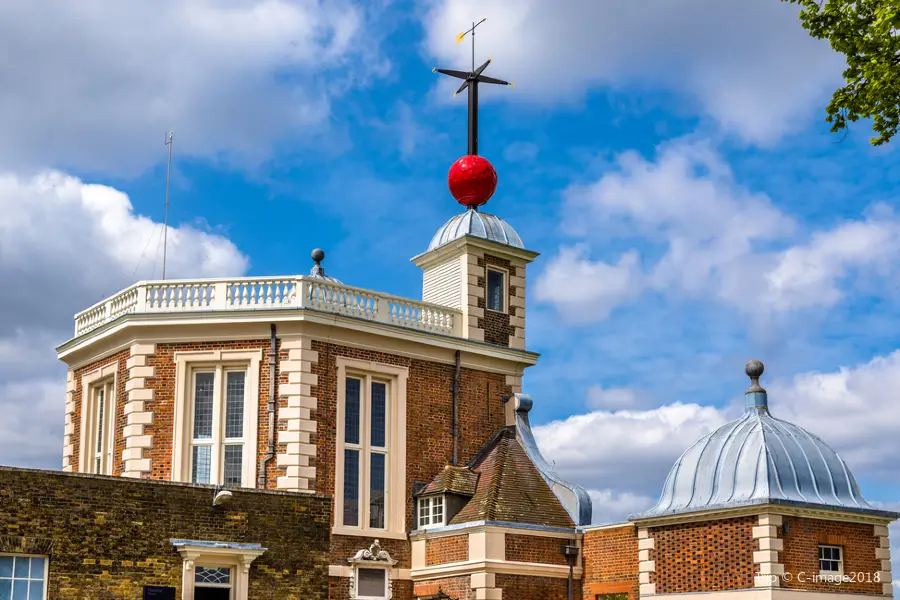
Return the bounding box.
[448,155,498,208]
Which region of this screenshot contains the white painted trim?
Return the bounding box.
[333,356,408,538]
[57,305,539,369]
[642,590,891,600]
[633,504,895,527]
[410,559,581,581]
[171,349,262,488]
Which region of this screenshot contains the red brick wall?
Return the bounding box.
[506,534,570,565]
[415,576,472,600]
[311,340,511,535]
[70,350,130,475]
[145,340,276,484]
[651,516,756,593]
[426,535,468,566]
[582,525,639,600]
[780,517,883,595]
[495,573,571,600]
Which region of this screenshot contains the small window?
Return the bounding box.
[819,545,842,574]
[0,555,47,600]
[356,567,387,600]
[486,268,505,312]
[417,495,445,529]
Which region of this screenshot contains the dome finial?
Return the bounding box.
[745,359,768,413]
[310,248,328,279]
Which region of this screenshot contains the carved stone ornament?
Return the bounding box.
[347,540,397,600]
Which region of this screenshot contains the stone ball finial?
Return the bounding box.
[311,248,325,264]
[745,359,764,379]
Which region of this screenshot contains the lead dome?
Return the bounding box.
[427,210,524,252]
[633,360,889,519]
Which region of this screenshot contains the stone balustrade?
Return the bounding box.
[74,277,462,338]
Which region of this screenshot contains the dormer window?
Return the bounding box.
[486,268,506,313]
[418,495,445,529]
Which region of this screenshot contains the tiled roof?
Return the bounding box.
[417,465,479,497]
[449,427,575,529]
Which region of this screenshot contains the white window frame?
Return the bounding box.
[334,357,408,540]
[417,495,445,530]
[485,266,508,314]
[172,350,262,488]
[78,362,118,475]
[0,553,49,600]
[818,544,843,575]
[354,566,389,600]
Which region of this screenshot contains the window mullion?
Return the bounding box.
[211,365,224,486]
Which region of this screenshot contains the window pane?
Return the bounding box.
[345,378,361,445]
[0,580,9,600]
[11,560,26,580]
[370,382,386,448]
[10,580,26,600]
[28,581,43,599]
[343,449,360,527]
[223,445,243,487]
[357,568,385,596]
[29,558,43,579]
[191,445,212,484]
[433,496,444,523]
[193,373,215,439]
[95,388,105,449]
[370,452,385,529]
[487,269,504,312]
[225,371,245,439]
[0,556,11,577]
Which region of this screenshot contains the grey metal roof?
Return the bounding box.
[513,394,592,526]
[632,361,896,520]
[427,209,524,252]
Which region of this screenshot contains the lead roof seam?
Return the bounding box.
[707,414,751,506]
[770,417,825,505]
[762,419,806,502]
[724,415,758,503]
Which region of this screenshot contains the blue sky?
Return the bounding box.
[1,0,899,577]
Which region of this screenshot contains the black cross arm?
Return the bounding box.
[474,74,511,86]
[434,68,469,80]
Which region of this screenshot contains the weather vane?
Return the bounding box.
[433,18,513,156]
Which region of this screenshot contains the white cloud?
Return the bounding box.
[587,488,656,525]
[534,402,730,497]
[0,0,387,173]
[587,385,644,411]
[422,0,841,144]
[533,246,640,322]
[536,139,900,322]
[0,169,249,467]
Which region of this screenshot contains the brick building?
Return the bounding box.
[2,152,894,599]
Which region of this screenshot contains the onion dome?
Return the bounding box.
[308,248,341,284]
[633,360,896,519]
[427,210,524,252]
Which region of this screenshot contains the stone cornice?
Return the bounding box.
[629,502,896,527]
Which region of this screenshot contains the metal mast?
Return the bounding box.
[162,131,174,280]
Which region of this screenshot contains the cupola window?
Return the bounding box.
[486,268,506,313]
